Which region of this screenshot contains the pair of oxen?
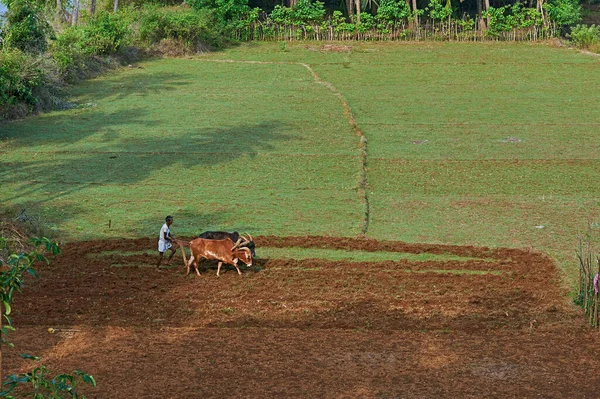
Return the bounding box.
[174,231,256,277]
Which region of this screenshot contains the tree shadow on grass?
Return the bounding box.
[0,70,215,151]
[0,107,155,147]
[0,114,294,237]
[0,68,301,236]
[67,70,196,104]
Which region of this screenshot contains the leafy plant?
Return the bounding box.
[511,3,542,28]
[269,5,293,25]
[376,0,411,24]
[0,48,45,117]
[185,0,251,23]
[1,0,54,54]
[0,355,96,399]
[355,13,375,32]
[483,6,512,35]
[568,24,600,48]
[0,237,59,347]
[291,0,325,25]
[544,0,581,25]
[81,11,131,55]
[0,237,95,398]
[426,0,452,21]
[137,6,223,49]
[270,0,324,26]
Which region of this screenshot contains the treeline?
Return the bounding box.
[0,0,596,120]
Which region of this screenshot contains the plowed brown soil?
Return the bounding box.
[5,236,600,398]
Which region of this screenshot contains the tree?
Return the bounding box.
[411,0,417,27]
[2,0,54,53]
[544,0,581,25]
[72,0,80,25]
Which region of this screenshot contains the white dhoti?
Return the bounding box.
[158,241,172,253]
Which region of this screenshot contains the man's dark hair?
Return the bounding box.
[165,215,173,222]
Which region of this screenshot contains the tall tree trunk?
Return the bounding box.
[288,0,298,7]
[411,0,418,28]
[346,0,354,16]
[90,0,96,15]
[113,0,119,13]
[483,0,490,28]
[405,0,413,29]
[476,0,485,29]
[71,0,79,26]
[537,0,545,26]
[55,0,62,23]
[354,0,361,23]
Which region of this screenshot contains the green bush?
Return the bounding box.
[426,0,452,21]
[1,0,54,54]
[1,355,96,399]
[291,0,325,24]
[51,27,88,82]
[270,0,325,26]
[376,0,411,25]
[137,6,224,49]
[544,0,581,25]
[0,48,45,118]
[82,11,131,55]
[51,11,131,81]
[356,13,375,32]
[568,24,600,48]
[185,0,251,23]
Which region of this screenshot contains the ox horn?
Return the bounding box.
[238,234,251,247]
[244,233,253,242]
[231,237,243,250]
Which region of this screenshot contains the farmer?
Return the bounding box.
[156,215,177,270]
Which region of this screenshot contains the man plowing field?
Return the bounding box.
[156,215,177,270]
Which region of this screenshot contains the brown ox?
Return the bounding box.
[175,237,252,277]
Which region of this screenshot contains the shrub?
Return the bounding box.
[567,24,600,48]
[544,0,581,26]
[185,0,251,23]
[0,48,45,119]
[137,6,224,50]
[1,355,96,399]
[511,3,542,28]
[356,13,375,32]
[1,0,54,54]
[51,27,88,82]
[51,11,131,81]
[270,0,324,26]
[376,0,411,25]
[82,11,131,55]
[426,0,452,21]
[291,0,325,25]
[270,5,293,24]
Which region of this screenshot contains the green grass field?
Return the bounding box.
[1,42,599,289]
